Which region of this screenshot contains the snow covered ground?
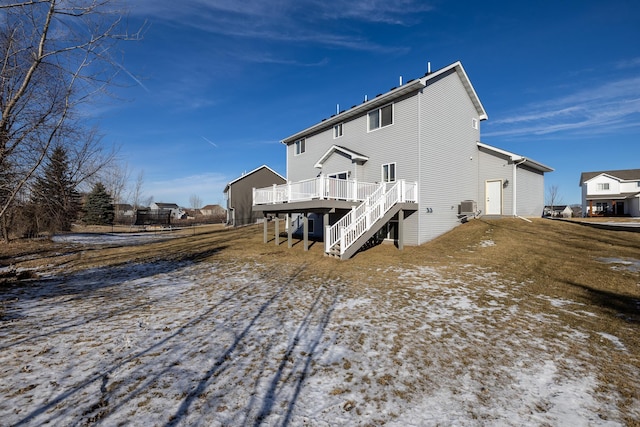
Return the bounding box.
[1,252,637,425]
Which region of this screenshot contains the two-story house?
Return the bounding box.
[225,165,286,227]
[253,61,553,259]
[580,169,640,217]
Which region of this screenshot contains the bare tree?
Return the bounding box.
[189,194,202,210]
[130,169,147,209]
[546,185,562,217]
[0,0,142,240]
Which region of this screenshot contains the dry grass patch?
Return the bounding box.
[2,218,639,424]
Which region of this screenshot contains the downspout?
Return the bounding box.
[512,157,532,222]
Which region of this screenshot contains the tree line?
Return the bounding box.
[0,0,144,241]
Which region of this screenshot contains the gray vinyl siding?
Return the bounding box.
[284,66,487,247]
[516,165,545,217]
[477,148,514,216]
[323,152,354,178]
[417,69,480,244]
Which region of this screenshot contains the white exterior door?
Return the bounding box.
[486,180,502,215]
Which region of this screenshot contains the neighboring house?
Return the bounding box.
[114,204,135,217]
[580,169,640,217]
[150,202,186,220]
[224,165,286,226]
[253,61,553,259]
[543,205,573,218]
[200,204,226,218]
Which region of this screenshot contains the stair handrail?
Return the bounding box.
[340,181,401,254]
[325,183,384,253]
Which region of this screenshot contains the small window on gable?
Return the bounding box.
[368,104,393,131]
[334,123,343,139]
[472,118,478,130]
[637,181,640,187]
[294,138,306,155]
[597,183,610,191]
[382,163,396,183]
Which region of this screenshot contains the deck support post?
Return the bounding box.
[303,213,309,251]
[275,216,279,246]
[398,209,404,250]
[263,214,268,243]
[288,213,293,248]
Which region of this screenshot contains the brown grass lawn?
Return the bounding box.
[1,218,639,424]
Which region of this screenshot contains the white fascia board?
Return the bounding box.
[478,142,554,172]
[583,173,622,184]
[314,145,369,168]
[424,61,488,121]
[281,80,426,145]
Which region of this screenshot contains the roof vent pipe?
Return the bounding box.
[336,104,339,115]
[364,94,368,102]
[399,76,403,86]
[427,61,431,74]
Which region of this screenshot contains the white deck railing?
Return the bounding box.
[325,180,418,256]
[253,175,380,205]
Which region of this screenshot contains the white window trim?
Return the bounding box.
[368,103,394,132]
[294,138,306,156]
[333,123,344,139]
[308,218,315,234]
[328,171,349,180]
[597,182,610,191]
[382,162,396,183]
[472,118,478,130]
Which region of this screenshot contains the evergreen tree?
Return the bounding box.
[83,182,114,225]
[30,146,81,233]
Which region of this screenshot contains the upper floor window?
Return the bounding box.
[637,181,640,187]
[472,118,479,130]
[382,163,396,183]
[294,138,306,155]
[334,123,343,139]
[368,104,393,131]
[597,183,610,191]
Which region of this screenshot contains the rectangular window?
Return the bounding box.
[382,163,396,183]
[294,138,305,155]
[637,181,640,187]
[334,123,343,138]
[368,104,393,131]
[308,218,315,233]
[597,183,609,191]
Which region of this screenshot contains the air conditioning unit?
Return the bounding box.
[459,200,477,215]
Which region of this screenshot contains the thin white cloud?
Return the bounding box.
[484,76,640,139]
[129,0,432,52]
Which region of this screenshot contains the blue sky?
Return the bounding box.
[99,0,640,207]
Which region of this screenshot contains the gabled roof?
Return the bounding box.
[224,165,286,193]
[201,204,224,210]
[281,61,487,144]
[314,145,369,168]
[579,169,640,186]
[153,202,179,209]
[477,142,554,173]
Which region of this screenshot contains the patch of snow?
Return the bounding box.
[597,332,628,352]
[0,260,634,426]
[596,257,640,273]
